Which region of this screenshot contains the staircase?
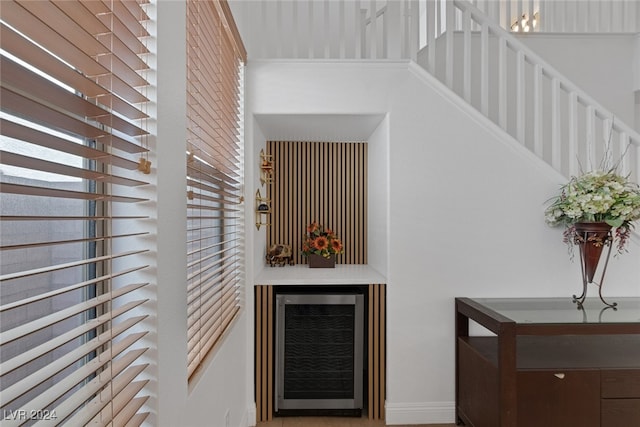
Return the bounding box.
[237,0,640,184]
[419,0,640,183]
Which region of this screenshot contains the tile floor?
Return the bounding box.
[256,416,455,427]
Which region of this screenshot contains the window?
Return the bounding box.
[0,1,152,424]
[185,0,246,379]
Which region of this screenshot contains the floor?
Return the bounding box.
[256,417,455,427]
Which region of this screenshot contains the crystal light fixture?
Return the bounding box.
[511,12,539,32]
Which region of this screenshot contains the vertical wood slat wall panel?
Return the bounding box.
[368,283,386,420]
[254,284,386,421]
[255,285,273,422]
[267,141,367,265]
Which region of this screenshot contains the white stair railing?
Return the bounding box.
[245,0,418,60]
[465,0,640,34]
[419,0,640,182]
[241,1,639,181]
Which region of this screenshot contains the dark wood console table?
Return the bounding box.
[455,297,640,427]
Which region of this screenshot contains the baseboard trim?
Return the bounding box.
[384,401,455,425]
[246,403,256,427]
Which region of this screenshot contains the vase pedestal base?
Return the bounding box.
[573,222,617,309]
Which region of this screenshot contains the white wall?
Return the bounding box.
[367,115,391,276]
[245,60,640,425]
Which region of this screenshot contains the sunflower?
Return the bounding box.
[331,239,343,254]
[307,221,319,234]
[312,236,328,251]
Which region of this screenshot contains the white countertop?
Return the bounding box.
[254,264,386,286]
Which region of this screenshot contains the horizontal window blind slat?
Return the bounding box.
[187,234,240,253]
[186,224,229,233]
[97,30,150,72]
[42,364,148,427]
[186,252,234,282]
[2,0,108,77]
[0,304,146,376]
[0,182,148,203]
[1,87,105,139]
[187,269,239,309]
[6,343,148,427]
[0,151,148,187]
[187,282,239,339]
[95,53,149,90]
[186,179,239,200]
[186,190,239,205]
[109,393,149,427]
[186,227,242,237]
[51,0,109,34]
[187,170,238,192]
[187,272,239,311]
[187,239,239,261]
[1,315,147,407]
[1,24,148,122]
[196,306,240,362]
[46,362,146,426]
[0,282,148,345]
[188,292,238,349]
[0,229,148,251]
[196,294,240,347]
[94,71,150,105]
[15,0,108,56]
[186,204,241,214]
[2,91,151,155]
[187,129,241,173]
[187,274,239,321]
[96,10,150,55]
[118,412,149,427]
[0,249,148,282]
[187,251,239,274]
[76,377,148,427]
[0,266,145,311]
[0,23,105,98]
[0,215,148,222]
[108,0,150,38]
[0,119,148,164]
[12,1,150,92]
[97,93,150,121]
[187,155,240,184]
[1,56,148,137]
[188,306,240,376]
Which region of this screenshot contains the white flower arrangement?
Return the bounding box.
[545,169,640,254]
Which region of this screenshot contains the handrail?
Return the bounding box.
[420,0,640,182]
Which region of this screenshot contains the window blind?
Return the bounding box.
[186,0,246,379]
[0,1,152,425]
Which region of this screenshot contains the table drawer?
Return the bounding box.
[602,370,640,398]
[601,399,640,427]
[518,370,600,427]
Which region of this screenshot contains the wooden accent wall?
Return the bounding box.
[368,284,386,420]
[254,284,386,422]
[266,141,368,265]
[255,286,274,422]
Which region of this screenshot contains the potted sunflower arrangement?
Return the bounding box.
[301,221,344,268]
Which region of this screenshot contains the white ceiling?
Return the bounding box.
[253,114,386,142]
